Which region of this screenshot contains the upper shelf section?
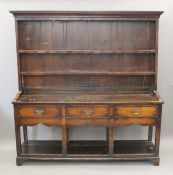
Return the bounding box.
[11,11,163,92]
[10,11,163,19]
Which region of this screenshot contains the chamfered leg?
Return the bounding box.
[15,125,22,166]
[108,127,114,156]
[62,126,68,155]
[155,125,161,156]
[106,127,109,143]
[23,126,28,142]
[153,104,162,166]
[148,125,153,141]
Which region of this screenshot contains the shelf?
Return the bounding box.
[21,140,155,155]
[20,71,155,76]
[18,49,157,54]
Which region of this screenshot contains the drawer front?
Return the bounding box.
[114,106,157,118]
[66,105,110,118]
[16,105,60,118]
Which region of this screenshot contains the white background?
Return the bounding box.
[0,0,173,174]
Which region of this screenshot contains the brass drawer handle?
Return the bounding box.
[132,108,140,115]
[82,109,94,115]
[35,109,45,115]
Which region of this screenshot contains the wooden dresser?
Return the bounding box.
[11,11,164,166]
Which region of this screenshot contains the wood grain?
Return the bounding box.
[66,105,110,118]
[115,106,158,118]
[16,105,60,118]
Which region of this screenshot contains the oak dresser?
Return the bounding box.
[11,11,164,166]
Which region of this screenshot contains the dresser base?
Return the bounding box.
[16,140,159,166]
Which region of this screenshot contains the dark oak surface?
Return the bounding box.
[14,92,161,104]
[11,11,163,166]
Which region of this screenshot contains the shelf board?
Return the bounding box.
[18,49,157,54]
[21,140,155,155]
[20,71,155,76]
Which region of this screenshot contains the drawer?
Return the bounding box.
[66,105,111,118]
[16,105,60,118]
[114,106,157,118]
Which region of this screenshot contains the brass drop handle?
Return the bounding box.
[82,109,94,115]
[132,108,140,115]
[35,109,45,115]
